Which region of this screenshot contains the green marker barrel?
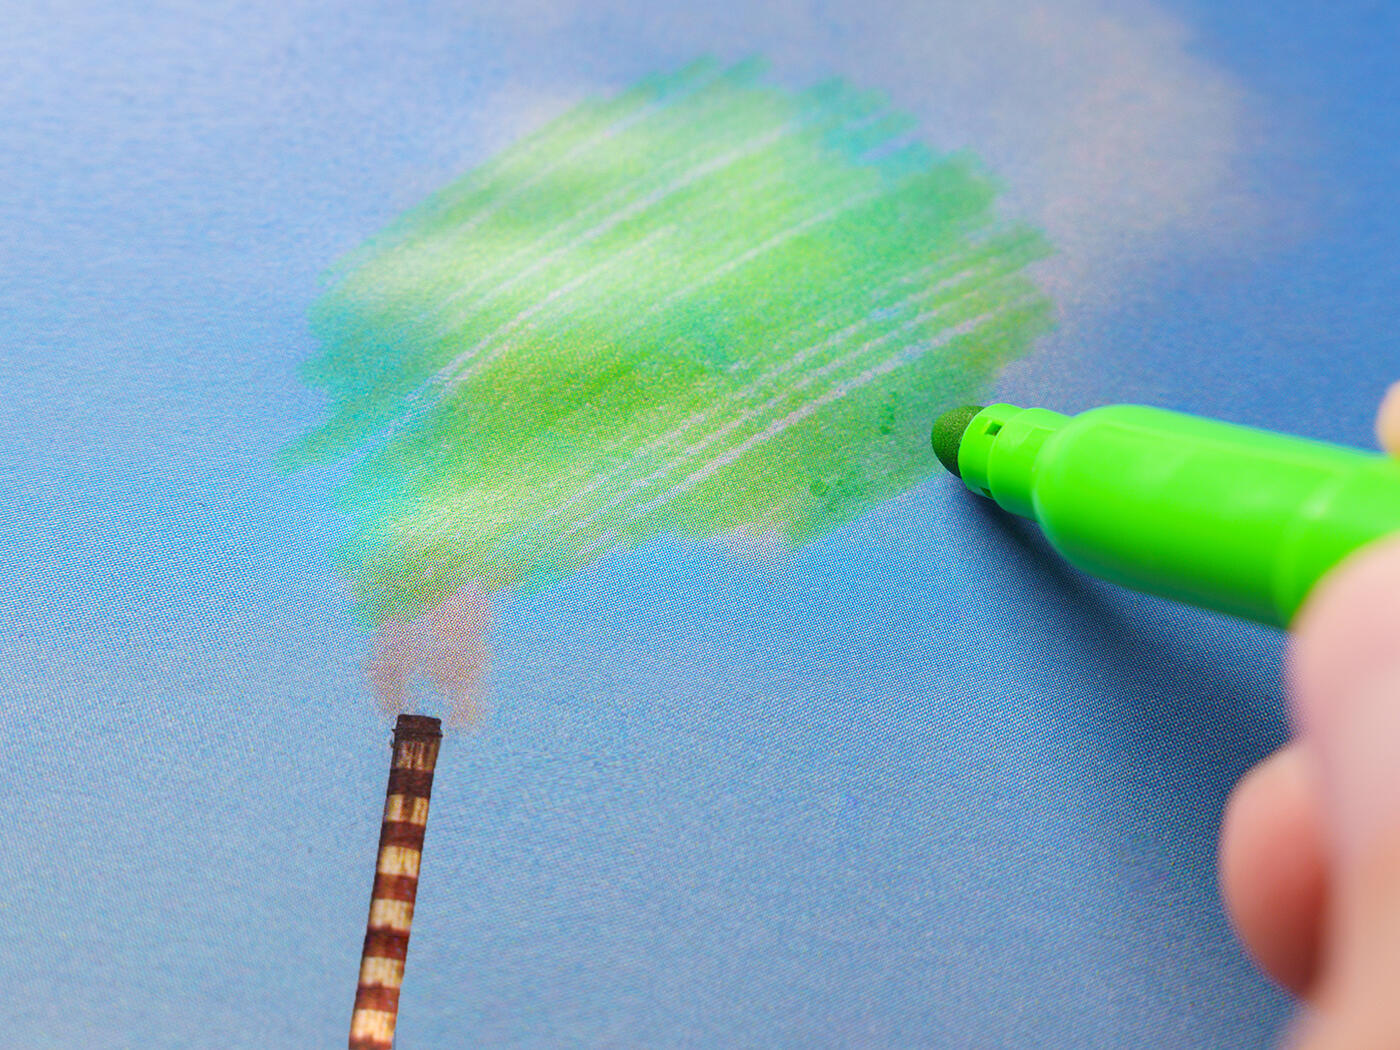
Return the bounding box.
[937,403,1400,627]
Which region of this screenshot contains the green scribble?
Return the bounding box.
[285,58,1054,625]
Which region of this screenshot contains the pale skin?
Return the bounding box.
[1220,380,1400,1047]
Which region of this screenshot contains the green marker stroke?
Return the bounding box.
[286,58,1054,626]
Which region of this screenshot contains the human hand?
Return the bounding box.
[1220,381,1400,1047]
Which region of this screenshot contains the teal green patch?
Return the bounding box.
[285,58,1054,625]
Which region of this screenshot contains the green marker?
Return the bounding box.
[932,403,1400,627]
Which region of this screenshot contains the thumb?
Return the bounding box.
[1288,531,1400,1047]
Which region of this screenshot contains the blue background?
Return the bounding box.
[2,1,1397,1045]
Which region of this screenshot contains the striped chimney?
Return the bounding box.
[349,714,443,1050]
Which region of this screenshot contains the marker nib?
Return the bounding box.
[931,405,984,478]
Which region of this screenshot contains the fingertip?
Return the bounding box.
[1220,745,1327,996]
[1288,532,1400,739]
[1377,380,1400,456]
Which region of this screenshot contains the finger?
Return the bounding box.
[1305,669,1400,1031]
[1283,682,1400,1050]
[1377,380,1400,456]
[1285,535,1400,1044]
[1287,532,1400,744]
[1219,743,1327,995]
